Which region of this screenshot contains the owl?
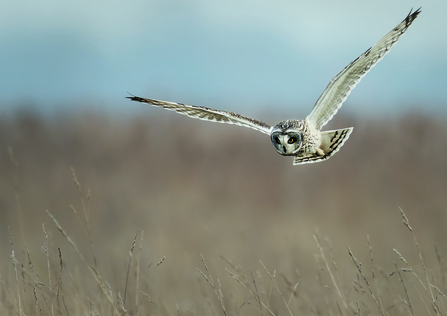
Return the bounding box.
[128,8,420,165]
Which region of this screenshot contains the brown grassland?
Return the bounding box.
[0,108,446,315]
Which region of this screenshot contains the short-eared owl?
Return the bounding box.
[128,8,420,165]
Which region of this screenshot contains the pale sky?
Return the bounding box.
[1,0,446,118]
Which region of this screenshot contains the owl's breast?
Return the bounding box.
[300,121,321,154]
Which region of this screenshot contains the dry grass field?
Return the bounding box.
[0,108,446,315]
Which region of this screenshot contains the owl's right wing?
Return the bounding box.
[127,95,273,135]
[306,8,421,131]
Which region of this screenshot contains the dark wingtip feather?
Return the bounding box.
[126,93,144,102]
[406,7,422,26]
[393,7,421,31]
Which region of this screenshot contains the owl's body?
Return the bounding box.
[269,119,353,164]
[128,8,420,165]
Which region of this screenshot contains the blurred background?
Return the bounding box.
[1,0,446,314]
[1,0,446,116]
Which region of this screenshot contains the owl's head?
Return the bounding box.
[270,122,303,156]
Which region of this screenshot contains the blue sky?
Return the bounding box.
[0,0,446,118]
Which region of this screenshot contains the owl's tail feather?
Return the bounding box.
[293,127,353,165]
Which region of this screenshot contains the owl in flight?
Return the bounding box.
[128,8,420,165]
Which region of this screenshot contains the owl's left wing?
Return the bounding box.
[306,8,421,131]
[127,95,273,135]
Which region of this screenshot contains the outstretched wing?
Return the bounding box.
[306,8,421,131]
[127,95,273,135]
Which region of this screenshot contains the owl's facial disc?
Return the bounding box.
[270,131,302,156]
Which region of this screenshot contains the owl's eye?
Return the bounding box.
[288,137,296,144]
[275,137,281,144]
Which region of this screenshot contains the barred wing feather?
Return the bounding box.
[127,95,273,135]
[306,8,421,130]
